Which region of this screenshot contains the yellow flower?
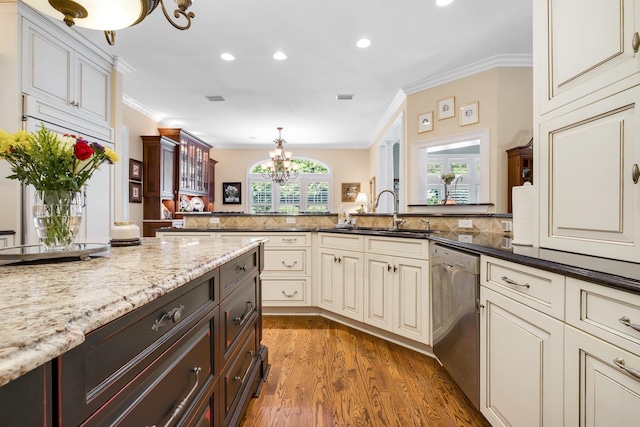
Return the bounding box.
[104,146,119,163]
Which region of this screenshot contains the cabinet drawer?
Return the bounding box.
[220,249,258,297]
[223,327,258,420]
[222,276,258,360]
[364,235,428,259]
[318,233,364,251]
[219,232,310,248]
[84,320,215,426]
[263,249,308,275]
[59,272,218,425]
[566,278,640,356]
[262,278,309,305]
[481,255,565,320]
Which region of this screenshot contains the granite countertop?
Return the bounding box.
[0,236,264,387]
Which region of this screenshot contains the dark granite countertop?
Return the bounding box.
[157,227,640,295]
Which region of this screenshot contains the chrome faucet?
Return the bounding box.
[372,189,405,230]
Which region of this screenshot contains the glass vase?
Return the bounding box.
[32,190,83,251]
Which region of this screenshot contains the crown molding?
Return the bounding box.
[370,89,406,146]
[401,54,533,95]
[122,94,167,124]
[114,56,135,75]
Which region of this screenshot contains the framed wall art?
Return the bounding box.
[129,159,142,181]
[341,182,361,202]
[437,97,455,120]
[222,182,241,204]
[460,101,479,126]
[418,111,434,133]
[129,182,142,203]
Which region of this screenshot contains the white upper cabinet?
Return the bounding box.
[538,0,640,114]
[21,15,113,138]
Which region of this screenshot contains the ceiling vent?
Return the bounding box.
[336,94,354,100]
[205,95,225,102]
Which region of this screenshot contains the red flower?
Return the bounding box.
[74,141,94,160]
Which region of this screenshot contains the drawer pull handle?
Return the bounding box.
[154,367,202,427]
[614,358,640,379]
[619,316,640,332]
[234,350,256,383]
[282,290,298,297]
[151,305,185,332]
[633,32,640,53]
[236,264,248,273]
[283,238,298,242]
[234,301,255,326]
[282,260,298,268]
[633,164,640,184]
[501,276,530,288]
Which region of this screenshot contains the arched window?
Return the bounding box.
[247,158,332,213]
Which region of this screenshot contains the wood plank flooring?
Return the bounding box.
[239,316,490,427]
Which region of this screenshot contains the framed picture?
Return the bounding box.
[342,182,361,202]
[129,182,142,203]
[129,159,142,181]
[222,182,241,204]
[437,97,455,120]
[460,101,479,126]
[418,111,434,133]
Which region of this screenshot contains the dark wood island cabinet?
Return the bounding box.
[0,240,266,427]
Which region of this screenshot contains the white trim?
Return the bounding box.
[122,94,167,123]
[370,90,406,146]
[402,54,533,95]
[114,56,135,75]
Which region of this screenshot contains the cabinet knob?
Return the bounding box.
[632,164,640,184]
[633,32,640,53]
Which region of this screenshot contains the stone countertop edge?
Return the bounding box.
[0,236,265,388]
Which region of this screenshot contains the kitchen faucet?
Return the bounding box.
[372,189,405,230]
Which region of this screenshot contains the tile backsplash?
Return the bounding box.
[182,213,511,235]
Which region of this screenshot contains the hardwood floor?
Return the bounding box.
[240,316,490,427]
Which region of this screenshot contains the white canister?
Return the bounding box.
[110,221,141,241]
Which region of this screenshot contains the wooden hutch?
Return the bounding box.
[142,128,217,236]
[506,138,533,213]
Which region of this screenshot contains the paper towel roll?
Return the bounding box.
[512,182,536,246]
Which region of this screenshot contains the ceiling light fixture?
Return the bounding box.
[261,127,299,184]
[22,0,195,46]
[436,0,454,6]
[273,51,288,61]
[220,53,235,61]
[356,38,371,48]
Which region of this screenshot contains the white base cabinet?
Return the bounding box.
[317,247,364,322]
[364,242,429,344]
[480,287,564,427]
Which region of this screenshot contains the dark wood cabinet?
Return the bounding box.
[142,135,178,222]
[506,138,533,213]
[0,362,52,426]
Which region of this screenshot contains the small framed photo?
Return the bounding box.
[223,182,241,204]
[418,111,434,133]
[460,101,479,126]
[342,182,361,202]
[437,97,455,120]
[129,182,142,203]
[129,159,142,181]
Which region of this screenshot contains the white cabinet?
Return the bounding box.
[536,0,640,263]
[363,236,429,344]
[480,287,564,427]
[0,233,15,248]
[538,87,640,262]
[479,255,565,427]
[537,0,640,114]
[21,15,113,141]
[564,277,640,426]
[317,233,364,321]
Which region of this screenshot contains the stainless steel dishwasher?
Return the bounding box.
[430,243,481,410]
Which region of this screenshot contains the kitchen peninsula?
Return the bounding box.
[0,236,267,427]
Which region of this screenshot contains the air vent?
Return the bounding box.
[336,94,354,100]
[205,95,225,102]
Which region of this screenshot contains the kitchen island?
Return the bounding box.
[0,235,267,426]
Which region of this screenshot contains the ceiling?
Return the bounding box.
[75,0,533,149]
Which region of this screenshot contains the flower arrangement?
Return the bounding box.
[0,125,119,250]
[0,125,119,191]
[441,172,456,185]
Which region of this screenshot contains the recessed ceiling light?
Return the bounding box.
[220,52,235,61]
[337,94,354,100]
[436,0,454,6]
[356,38,371,48]
[273,51,288,60]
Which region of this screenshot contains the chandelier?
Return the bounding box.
[22,0,195,45]
[261,127,299,184]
